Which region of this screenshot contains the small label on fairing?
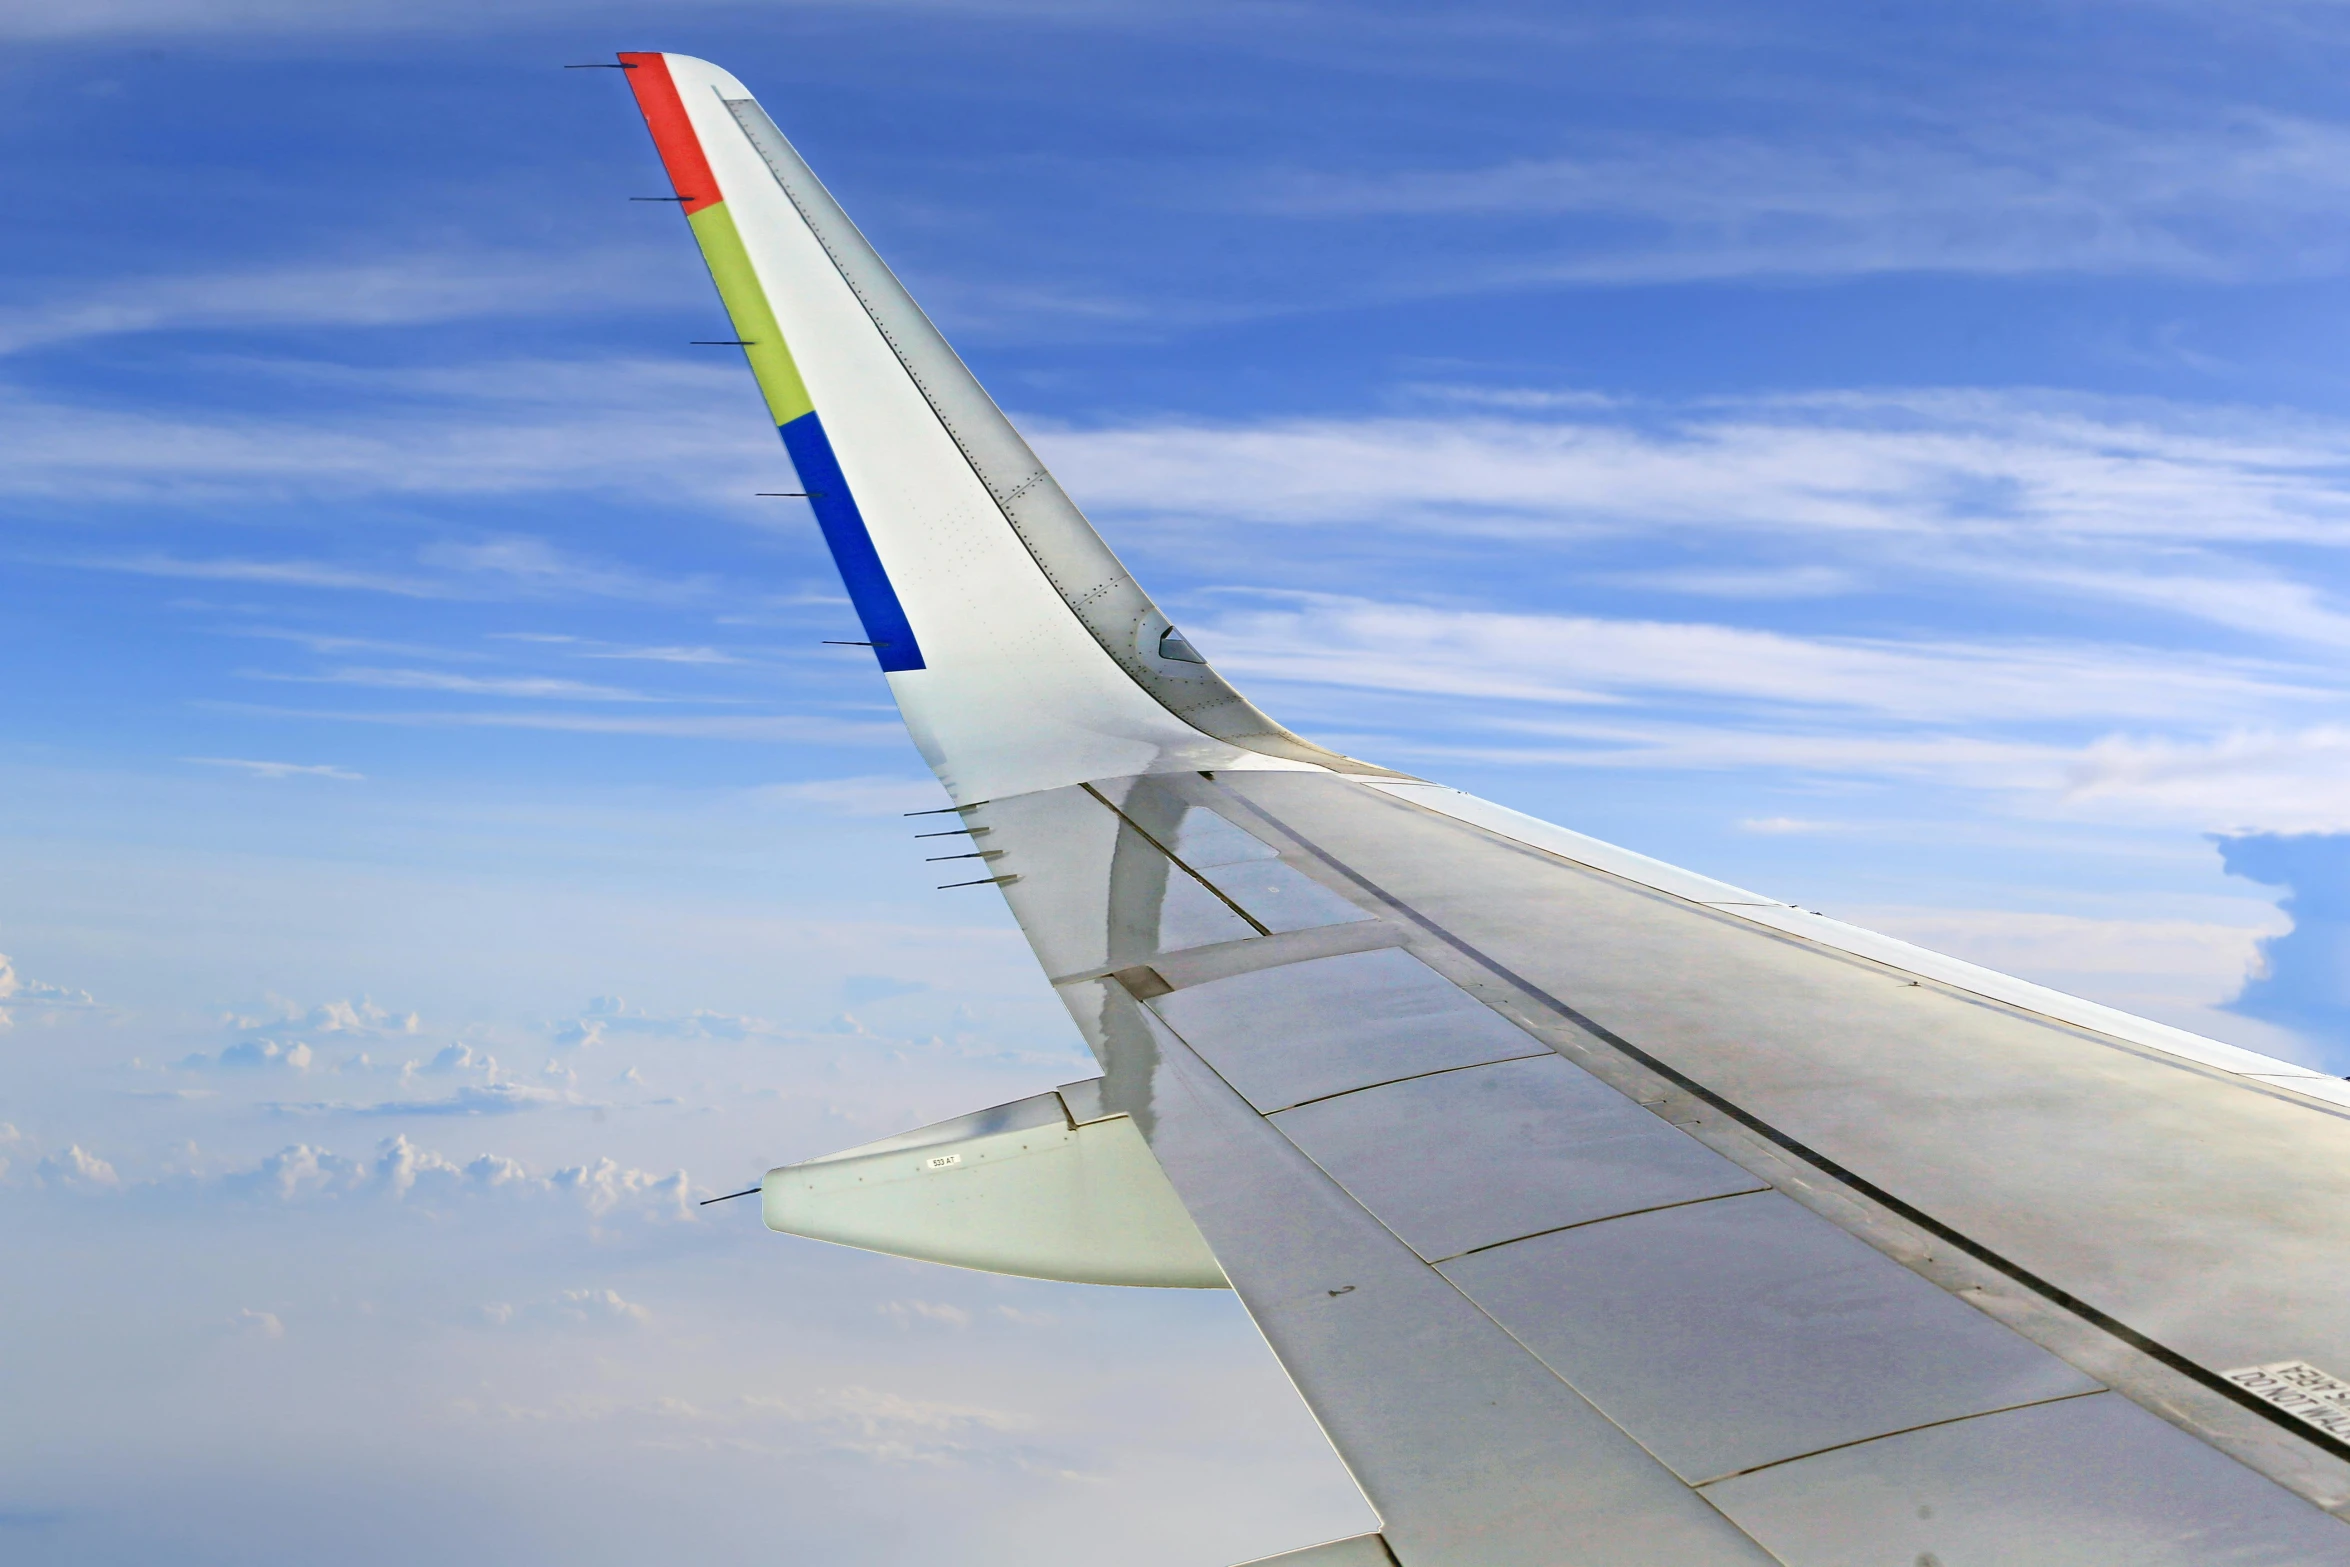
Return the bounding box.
[2225,1361,2350,1441]
[922,1153,963,1171]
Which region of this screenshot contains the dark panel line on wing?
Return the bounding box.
[1689,1386,2112,1489]
[1216,787,2350,1467]
[1264,1050,1555,1115]
[1078,782,1272,938]
[1425,1187,1770,1265]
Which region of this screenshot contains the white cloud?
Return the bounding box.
[422,1043,496,1075]
[1257,111,2350,284]
[70,553,452,597]
[552,995,787,1048]
[270,1082,575,1117]
[0,250,670,356]
[1200,592,2324,724]
[0,0,1138,43]
[2064,725,2350,833]
[583,645,743,665]
[1849,905,2285,982]
[220,1134,682,1219]
[220,994,421,1043]
[249,666,669,702]
[549,1156,692,1219]
[1612,565,1861,600]
[481,1287,651,1330]
[0,358,772,508]
[37,1145,120,1189]
[71,535,711,606]
[180,1038,315,1073]
[724,1384,1040,1466]
[187,757,364,781]
[1840,903,2291,1023]
[215,705,905,745]
[234,1308,286,1340]
[882,1300,973,1329]
[1039,392,2350,555]
[0,954,97,1028]
[748,776,954,817]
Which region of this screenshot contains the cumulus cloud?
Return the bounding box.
[179,1038,314,1073]
[181,995,431,1074]
[220,1134,685,1219]
[0,954,97,1028]
[550,1157,692,1219]
[551,996,786,1049]
[2065,726,2350,833]
[234,1308,286,1340]
[481,1288,652,1330]
[223,995,421,1040]
[2221,834,2350,1060]
[881,1300,973,1329]
[37,1145,119,1189]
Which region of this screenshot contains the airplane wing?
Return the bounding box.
[615,52,2350,1565]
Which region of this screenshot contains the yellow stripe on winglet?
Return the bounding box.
[688,201,815,426]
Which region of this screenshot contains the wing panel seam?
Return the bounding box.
[1214,786,2350,1468]
[1080,781,1273,937]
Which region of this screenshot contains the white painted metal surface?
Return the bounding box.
[1150,948,1548,1112]
[1233,1534,1396,1566]
[1268,1053,1766,1262]
[717,91,1388,777]
[657,56,1324,803]
[1703,1393,2350,1564]
[1441,1190,2100,1483]
[1069,976,1781,1566]
[1369,776,2350,1102]
[761,1089,1226,1287]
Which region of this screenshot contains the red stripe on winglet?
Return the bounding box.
[618,52,721,215]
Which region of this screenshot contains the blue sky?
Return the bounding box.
[8,1,2350,1562]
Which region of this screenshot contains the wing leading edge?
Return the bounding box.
[612,53,2350,1565]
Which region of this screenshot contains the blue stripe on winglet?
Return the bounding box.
[779,411,925,672]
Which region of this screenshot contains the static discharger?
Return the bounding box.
[699,1186,760,1206]
[913,826,990,839]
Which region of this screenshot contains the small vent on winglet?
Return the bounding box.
[1158,627,1208,664]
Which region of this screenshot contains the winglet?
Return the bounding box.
[610,53,1407,800]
